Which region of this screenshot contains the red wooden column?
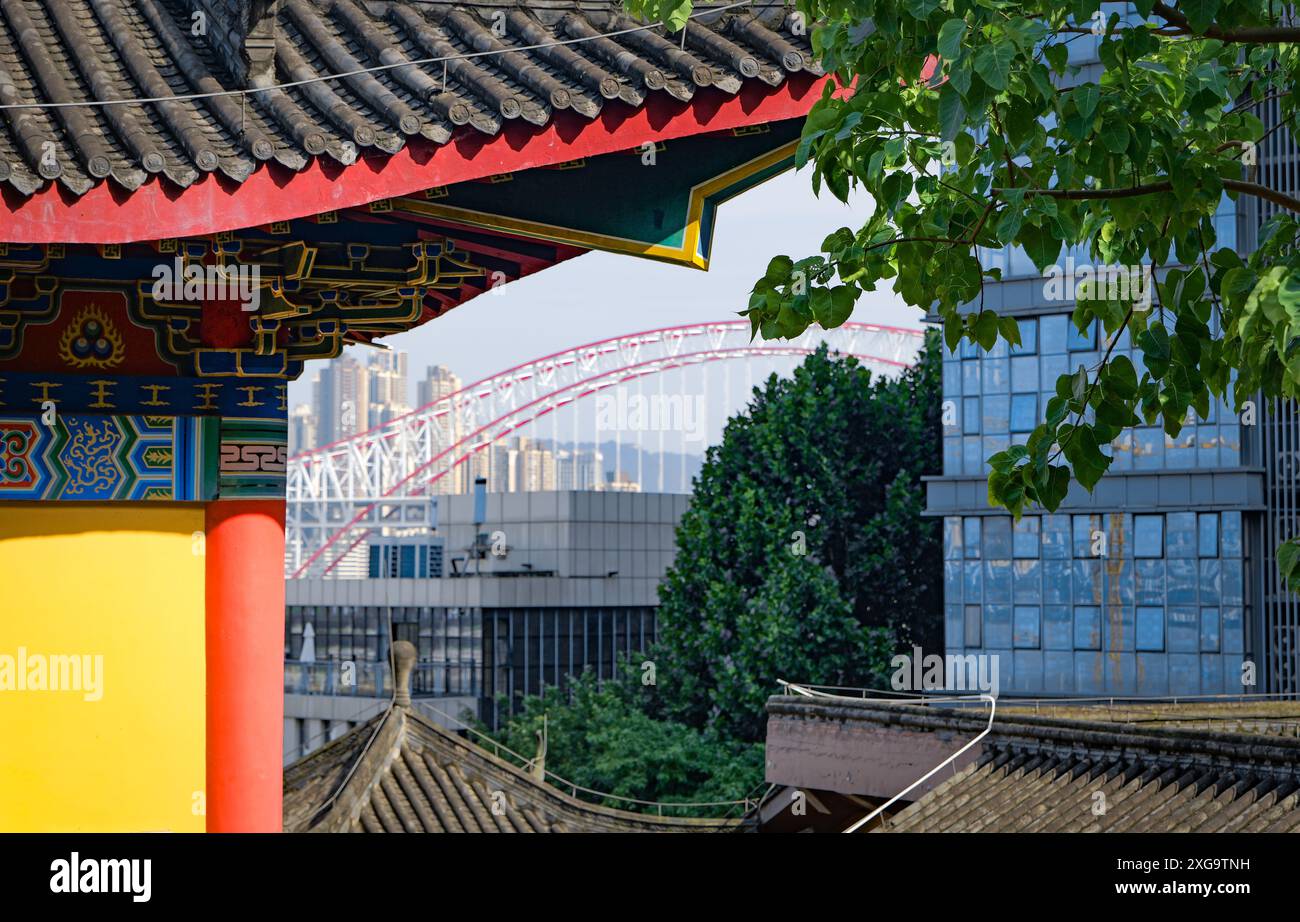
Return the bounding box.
[205,500,286,832]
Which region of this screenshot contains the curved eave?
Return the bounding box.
[2,76,826,246]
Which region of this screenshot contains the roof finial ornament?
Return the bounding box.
[391,639,416,708]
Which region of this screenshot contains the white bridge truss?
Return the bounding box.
[286,321,924,578]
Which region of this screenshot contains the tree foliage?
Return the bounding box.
[627,0,1300,582]
[484,670,765,816]
[652,338,943,741]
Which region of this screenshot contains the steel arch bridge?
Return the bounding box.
[287,321,924,577]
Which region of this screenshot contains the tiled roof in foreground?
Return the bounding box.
[285,645,744,832]
[0,0,819,197]
[766,695,1300,833]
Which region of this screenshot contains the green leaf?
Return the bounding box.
[1181,0,1220,33]
[765,255,794,285]
[972,42,1015,92]
[1073,84,1100,122]
[938,85,965,142]
[937,19,967,61]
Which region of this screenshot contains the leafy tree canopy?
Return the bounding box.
[627,0,1300,580]
[652,339,942,740]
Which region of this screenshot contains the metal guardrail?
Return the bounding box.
[284,660,481,698]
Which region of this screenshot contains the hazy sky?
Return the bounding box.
[287,167,925,409]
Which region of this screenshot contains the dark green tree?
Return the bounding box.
[653,335,943,741]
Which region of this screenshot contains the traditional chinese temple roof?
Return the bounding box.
[0,0,823,242]
[765,695,1300,833]
[284,643,745,832]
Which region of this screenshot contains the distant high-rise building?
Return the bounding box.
[417,364,461,409]
[606,470,641,493]
[367,351,409,428]
[314,353,368,444]
[419,365,465,495]
[557,449,604,491]
[289,404,316,454]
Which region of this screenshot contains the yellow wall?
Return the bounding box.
[0,503,206,831]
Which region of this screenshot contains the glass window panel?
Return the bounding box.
[1014,606,1041,648]
[1222,559,1244,604]
[1196,425,1219,467]
[1134,515,1163,558]
[1200,608,1221,652]
[945,605,964,646]
[1198,514,1219,557]
[1168,606,1199,652]
[1222,511,1243,557]
[1073,515,1101,558]
[945,561,962,601]
[944,437,962,475]
[1199,558,1221,605]
[983,358,1009,394]
[962,360,981,394]
[943,360,962,397]
[963,437,983,474]
[1043,560,1071,604]
[984,559,1012,603]
[1011,355,1038,393]
[964,560,983,600]
[964,605,983,647]
[1136,559,1165,605]
[1134,428,1164,468]
[1039,352,1068,390]
[1040,314,1068,354]
[1073,559,1102,604]
[1108,559,1135,606]
[1220,424,1242,465]
[983,434,1008,467]
[1010,393,1037,432]
[1136,607,1165,651]
[1165,429,1195,468]
[984,517,1013,558]
[1222,607,1243,654]
[1042,515,1071,559]
[1110,430,1133,471]
[1044,606,1072,650]
[964,517,982,558]
[1013,558,1041,603]
[944,517,962,559]
[1012,317,1038,354]
[960,337,981,359]
[982,395,1010,434]
[1074,606,1101,650]
[963,397,981,434]
[1166,558,1197,604]
[1166,512,1196,558]
[985,604,1012,648]
[1013,516,1040,558]
[1105,606,1136,652]
[1068,319,1097,351]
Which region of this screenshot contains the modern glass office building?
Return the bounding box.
[926,20,1300,697]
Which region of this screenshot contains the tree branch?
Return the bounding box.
[1152,1,1300,42]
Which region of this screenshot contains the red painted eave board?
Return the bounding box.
[2,76,828,246]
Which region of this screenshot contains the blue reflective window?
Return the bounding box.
[1011,355,1038,393]
[1014,606,1041,648]
[962,360,980,394]
[1040,314,1068,354]
[1199,559,1221,605]
[1135,559,1165,604]
[1073,559,1102,604]
[983,358,1009,394]
[1013,516,1040,558]
[960,338,981,359]
[983,395,1010,434]
[1222,511,1243,557]
[1223,607,1243,654]
[1042,515,1071,559]
[1074,606,1101,650]
[1220,424,1242,465]
[1010,393,1038,432]
[1134,515,1163,558]
[963,397,980,434]
[984,559,1012,602]
[1166,429,1195,468]
[944,517,962,559]
[963,517,981,559]
[1136,607,1165,651]
[1068,319,1097,351]
[1200,607,1221,652]
[1012,317,1037,354]
[964,605,982,646]
[963,436,983,474]
[982,514,1013,556]
[1166,512,1196,558]
[964,561,983,599]
[945,561,962,600]
[1043,560,1071,604]
[1197,426,1219,467]
[985,605,1012,647]
[946,605,964,645]
[1040,353,1068,390]
[983,434,1008,466]
[1168,606,1199,652]
[944,436,962,474]
[1166,558,1198,605]
[1134,428,1164,468]
[1222,560,1244,604]
[943,361,962,397]
[1073,515,1100,558]
[1198,514,1219,557]
[1044,606,1071,650]
[1013,559,1041,602]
